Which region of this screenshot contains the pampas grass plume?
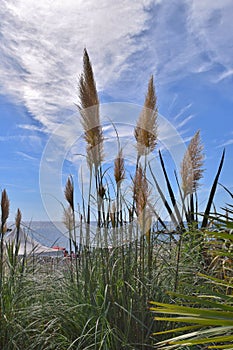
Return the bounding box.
[1,189,9,228]
[65,177,74,211]
[135,76,158,156]
[181,130,204,197]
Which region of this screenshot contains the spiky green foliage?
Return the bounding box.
[150,222,233,349]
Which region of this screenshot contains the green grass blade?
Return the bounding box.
[154,317,233,326]
[153,325,201,336]
[202,149,225,228]
[158,151,183,228]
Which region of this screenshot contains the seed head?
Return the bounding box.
[64,177,74,211]
[181,130,204,197]
[78,49,104,167]
[135,76,158,156]
[1,189,10,227]
[15,208,22,231]
[114,149,125,185]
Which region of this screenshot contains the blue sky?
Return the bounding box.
[0,0,233,222]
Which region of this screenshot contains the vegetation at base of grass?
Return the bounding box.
[0,235,174,349]
[0,226,216,350]
[0,49,231,349]
[150,199,233,350]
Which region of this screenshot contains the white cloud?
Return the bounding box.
[16,151,38,161]
[187,1,233,76]
[215,69,233,83]
[0,0,155,132]
[0,0,233,139]
[218,139,233,148]
[174,103,192,121]
[18,124,46,132]
[176,114,195,129]
[0,134,41,144]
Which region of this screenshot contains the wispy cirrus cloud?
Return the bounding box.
[173,103,192,121]
[218,139,233,148]
[0,0,155,132]
[18,124,46,133]
[176,114,195,129]
[215,69,233,83]
[187,0,233,79]
[0,134,41,143]
[1,0,233,133]
[16,151,38,161]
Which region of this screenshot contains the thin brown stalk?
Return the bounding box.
[134,75,158,157]
[180,130,204,197]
